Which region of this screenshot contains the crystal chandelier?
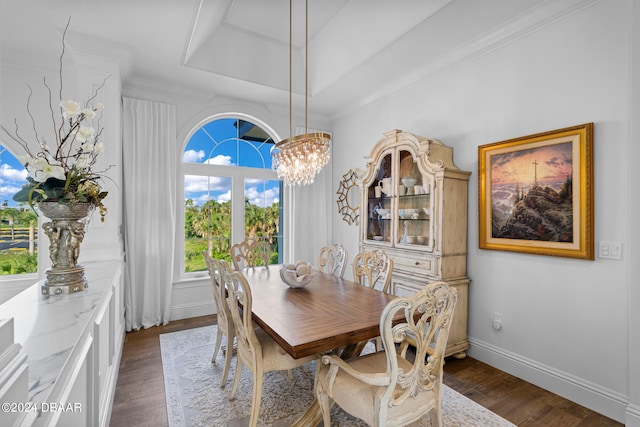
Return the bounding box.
[272,0,331,187]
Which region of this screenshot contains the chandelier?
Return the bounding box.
[272,0,331,187]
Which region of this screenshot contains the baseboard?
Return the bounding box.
[626,403,640,427]
[169,301,214,321]
[467,337,627,423]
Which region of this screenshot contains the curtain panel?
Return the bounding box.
[122,97,177,330]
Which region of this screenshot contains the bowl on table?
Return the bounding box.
[280,262,315,288]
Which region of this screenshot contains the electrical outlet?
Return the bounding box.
[493,312,503,330]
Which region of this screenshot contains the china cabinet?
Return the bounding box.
[359,129,471,358]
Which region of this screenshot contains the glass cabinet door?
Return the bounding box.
[397,150,432,248]
[366,152,392,243]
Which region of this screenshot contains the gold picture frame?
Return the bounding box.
[478,123,594,259]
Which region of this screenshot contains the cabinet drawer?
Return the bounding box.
[393,253,436,275]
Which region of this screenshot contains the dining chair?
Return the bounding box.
[352,249,393,293]
[202,251,235,387]
[315,281,458,427]
[222,266,317,427]
[229,238,271,270]
[318,243,348,278]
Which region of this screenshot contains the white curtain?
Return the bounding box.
[290,132,333,265]
[122,97,176,331]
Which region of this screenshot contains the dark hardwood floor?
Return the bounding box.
[110,315,622,427]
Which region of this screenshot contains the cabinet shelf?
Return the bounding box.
[399,194,430,199]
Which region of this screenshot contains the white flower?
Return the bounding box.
[29,157,66,182]
[81,108,96,119]
[95,102,104,110]
[75,155,90,169]
[75,126,95,142]
[60,100,80,118]
[94,141,104,154]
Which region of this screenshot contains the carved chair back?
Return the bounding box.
[230,239,271,270]
[318,243,348,278]
[352,249,393,293]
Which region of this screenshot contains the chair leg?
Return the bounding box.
[375,336,383,352]
[430,406,442,427]
[248,371,264,427]
[229,358,243,400]
[220,334,234,387]
[316,380,332,427]
[212,328,223,363]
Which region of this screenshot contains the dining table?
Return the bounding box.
[240,264,399,426]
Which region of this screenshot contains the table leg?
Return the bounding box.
[291,340,369,427]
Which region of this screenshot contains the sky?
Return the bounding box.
[0,145,29,207]
[1,118,280,208]
[490,141,573,188]
[182,118,280,208]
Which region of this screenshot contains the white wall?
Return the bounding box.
[331,0,635,422]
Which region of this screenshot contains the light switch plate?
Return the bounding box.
[599,241,622,260]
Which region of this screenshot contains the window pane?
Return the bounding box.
[0,144,39,275]
[244,179,282,265]
[183,118,274,170]
[184,175,232,272]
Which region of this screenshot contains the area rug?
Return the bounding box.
[160,325,515,427]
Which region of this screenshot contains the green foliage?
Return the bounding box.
[0,250,38,275]
[184,197,281,272]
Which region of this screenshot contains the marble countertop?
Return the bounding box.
[0,260,123,404]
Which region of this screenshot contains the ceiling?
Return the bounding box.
[0,0,556,117]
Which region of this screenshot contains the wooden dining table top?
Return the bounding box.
[240,265,397,359]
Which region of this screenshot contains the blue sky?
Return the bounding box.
[0,144,29,207]
[182,119,280,208]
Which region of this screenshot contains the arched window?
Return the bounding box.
[0,144,39,276]
[181,117,283,273]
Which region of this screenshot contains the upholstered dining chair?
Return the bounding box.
[318,243,348,278]
[202,251,235,387]
[230,238,271,270]
[315,281,458,427]
[352,249,393,293]
[222,267,317,427]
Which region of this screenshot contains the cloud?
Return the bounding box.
[204,155,232,166]
[0,163,28,181]
[183,149,205,162]
[184,175,231,194]
[245,183,279,208]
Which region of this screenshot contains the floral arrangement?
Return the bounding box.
[1,20,109,221]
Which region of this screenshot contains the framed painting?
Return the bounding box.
[478,123,594,259]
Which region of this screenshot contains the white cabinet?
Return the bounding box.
[359,129,470,358]
[0,260,125,426]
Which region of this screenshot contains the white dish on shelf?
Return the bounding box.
[399,208,419,219]
[373,235,384,241]
[375,208,390,217]
[422,207,431,216]
[401,177,417,188]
